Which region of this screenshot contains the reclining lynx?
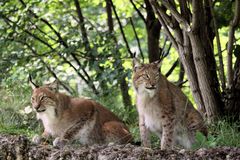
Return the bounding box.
[29,78,132,147]
[132,59,207,150]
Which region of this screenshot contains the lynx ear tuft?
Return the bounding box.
[29,75,39,90]
[153,59,162,68]
[47,80,59,92]
[133,58,143,72]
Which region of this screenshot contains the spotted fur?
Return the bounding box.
[132,59,207,150]
[30,80,132,147]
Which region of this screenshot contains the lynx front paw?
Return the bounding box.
[53,137,68,148]
[32,135,42,144]
[142,143,151,148]
[142,139,151,148]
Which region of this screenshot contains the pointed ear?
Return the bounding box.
[133,58,143,71]
[153,59,162,68]
[29,75,38,90]
[47,80,59,92]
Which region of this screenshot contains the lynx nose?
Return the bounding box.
[33,104,43,112]
[34,104,40,111]
[146,84,156,90]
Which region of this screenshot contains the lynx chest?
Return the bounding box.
[136,94,163,134]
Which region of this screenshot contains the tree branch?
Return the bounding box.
[129,0,146,23]
[110,0,134,58]
[130,17,144,62]
[149,0,178,50]
[161,36,168,52]
[106,0,114,32]
[29,21,58,42]
[74,0,91,51]
[18,0,97,91]
[156,5,173,28]
[4,13,99,94]
[179,0,191,23]
[19,0,68,47]
[177,62,185,88]
[145,0,162,62]
[160,38,172,62]
[160,36,172,59]
[232,0,240,26]
[161,1,191,32]
[2,15,55,50]
[209,0,226,90]
[19,41,74,95]
[227,0,240,88]
[106,0,133,109]
[145,0,156,22]
[165,58,179,78]
[191,0,201,32]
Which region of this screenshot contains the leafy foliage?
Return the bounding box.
[0,0,137,97]
[214,0,234,27]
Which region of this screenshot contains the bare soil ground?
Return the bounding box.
[0,134,239,160]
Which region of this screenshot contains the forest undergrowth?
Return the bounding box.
[0,86,240,149]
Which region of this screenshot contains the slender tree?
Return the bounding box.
[149,0,224,122]
[106,0,133,110]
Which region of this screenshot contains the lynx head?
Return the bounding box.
[29,77,59,115]
[132,58,161,96]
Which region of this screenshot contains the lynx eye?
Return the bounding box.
[143,74,150,80]
[31,97,35,101]
[40,95,48,101]
[155,71,160,75]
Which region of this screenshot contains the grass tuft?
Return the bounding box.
[0,86,40,137]
[193,120,240,149]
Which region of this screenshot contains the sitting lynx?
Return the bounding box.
[132,58,207,150]
[29,78,132,147]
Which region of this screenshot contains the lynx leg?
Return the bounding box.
[102,121,133,144]
[187,131,195,148]
[32,135,42,145]
[139,115,151,147]
[53,109,98,147]
[161,115,175,150]
[32,130,51,144]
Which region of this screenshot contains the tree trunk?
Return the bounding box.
[74,0,91,51]
[223,51,240,121]
[149,0,206,115]
[119,75,132,110]
[222,0,240,122]
[177,62,184,87]
[177,35,206,115]
[208,0,226,90]
[200,37,224,116]
[198,0,224,116]
[106,0,132,110]
[189,33,220,122]
[145,0,161,63]
[227,0,240,88]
